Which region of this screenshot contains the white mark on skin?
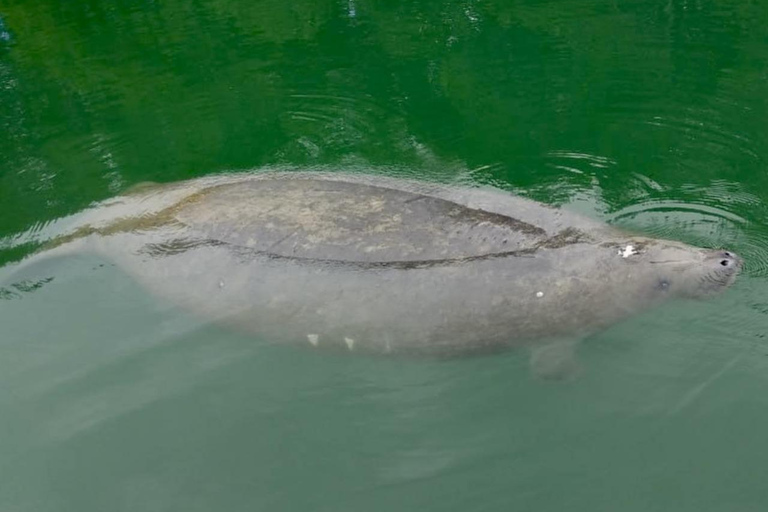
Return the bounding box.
[344,337,355,350]
[307,334,319,346]
[619,245,637,258]
[536,291,544,298]
[219,280,225,289]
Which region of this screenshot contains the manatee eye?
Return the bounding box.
[657,278,671,291]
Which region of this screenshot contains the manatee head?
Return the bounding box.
[623,238,742,299]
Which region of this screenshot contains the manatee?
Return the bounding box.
[2,172,742,377]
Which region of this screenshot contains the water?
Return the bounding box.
[1,0,767,510]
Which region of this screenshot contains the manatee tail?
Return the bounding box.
[0,239,91,300]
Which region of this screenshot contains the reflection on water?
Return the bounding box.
[1,0,768,510]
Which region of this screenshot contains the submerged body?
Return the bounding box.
[6,172,741,365]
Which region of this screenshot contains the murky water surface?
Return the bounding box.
[1,1,767,510]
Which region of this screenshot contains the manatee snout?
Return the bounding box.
[644,243,742,299]
[699,248,742,294]
[704,249,742,272]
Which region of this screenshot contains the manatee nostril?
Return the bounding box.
[724,251,732,258]
[720,259,730,267]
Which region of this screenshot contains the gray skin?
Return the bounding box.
[6,172,742,376]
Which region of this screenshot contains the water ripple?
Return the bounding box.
[281,89,400,157]
[545,150,618,175]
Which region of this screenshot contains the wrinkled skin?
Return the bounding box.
[5,172,742,373]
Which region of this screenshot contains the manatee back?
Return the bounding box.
[172,178,559,263]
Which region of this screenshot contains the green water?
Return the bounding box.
[1,0,767,510]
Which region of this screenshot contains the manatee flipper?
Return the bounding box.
[529,339,582,380]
